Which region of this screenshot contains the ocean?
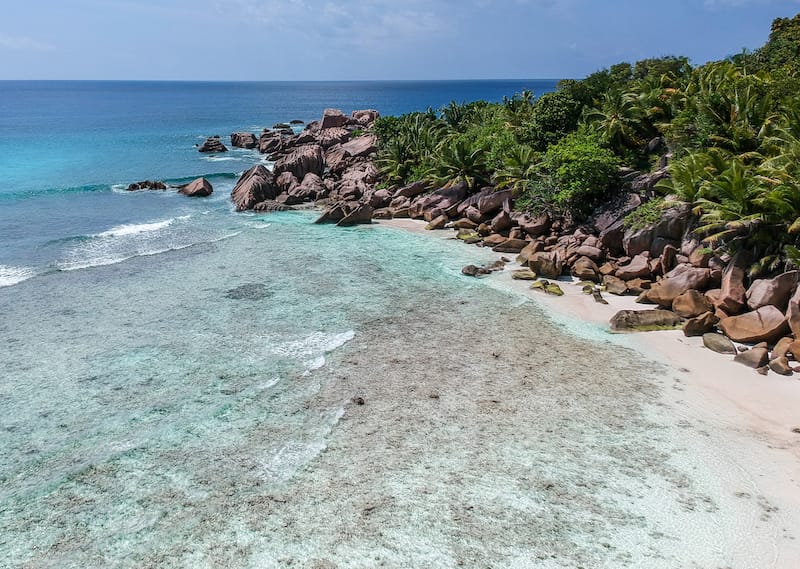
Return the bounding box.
[0,80,790,568]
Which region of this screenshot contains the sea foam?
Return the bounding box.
[57,216,240,272]
[96,218,176,238]
[271,330,356,372]
[0,265,35,288]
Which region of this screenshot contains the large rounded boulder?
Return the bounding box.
[273,144,325,180]
[718,305,790,344]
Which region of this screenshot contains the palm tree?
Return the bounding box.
[694,158,768,244]
[494,145,538,195]
[428,137,490,190]
[583,89,643,151]
[656,151,712,210]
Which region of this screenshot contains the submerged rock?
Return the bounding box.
[225,283,272,300]
[462,264,491,277]
[127,180,166,191]
[253,200,292,212]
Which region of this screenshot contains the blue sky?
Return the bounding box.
[1,0,799,80]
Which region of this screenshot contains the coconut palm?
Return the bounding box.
[494,145,538,195]
[583,89,644,151]
[694,158,768,244]
[428,137,490,190]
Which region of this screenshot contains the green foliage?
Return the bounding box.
[582,89,644,153]
[494,145,538,195]
[427,136,491,190]
[517,91,582,151]
[752,14,800,77]
[633,56,692,81]
[373,111,444,186]
[522,131,620,219]
[371,13,800,270]
[624,197,667,230]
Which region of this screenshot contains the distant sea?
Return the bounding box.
[0,80,557,282]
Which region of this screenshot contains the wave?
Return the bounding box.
[56,231,241,272]
[0,265,36,288]
[243,221,271,230]
[96,218,176,238]
[271,330,356,373]
[200,156,242,162]
[55,214,239,272]
[0,183,112,201]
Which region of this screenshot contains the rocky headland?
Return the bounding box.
[207,105,800,383]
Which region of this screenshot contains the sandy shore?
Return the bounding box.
[361,217,800,567]
[381,217,800,448]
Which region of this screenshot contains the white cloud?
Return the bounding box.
[223,0,450,49]
[0,33,54,52]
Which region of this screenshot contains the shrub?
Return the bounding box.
[624,197,667,230]
[517,91,582,151]
[522,131,620,219]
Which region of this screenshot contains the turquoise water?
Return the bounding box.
[0,211,504,567]
[0,80,556,285]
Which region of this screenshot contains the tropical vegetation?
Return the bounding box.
[372,13,800,277]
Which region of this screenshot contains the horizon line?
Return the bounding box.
[0,78,567,83]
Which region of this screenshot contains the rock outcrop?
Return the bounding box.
[199,136,228,153]
[273,144,325,180]
[746,271,800,311]
[230,132,257,149]
[178,177,213,197]
[231,165,278,211]
[718,305,790,344]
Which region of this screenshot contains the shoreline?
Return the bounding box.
[377,217,800,451]
[374,216,800,565]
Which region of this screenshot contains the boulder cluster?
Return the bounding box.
[338,163,800,377]
[126,177,213,197]
[227,108,380,216]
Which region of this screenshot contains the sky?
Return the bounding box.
[0,0,799,80]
